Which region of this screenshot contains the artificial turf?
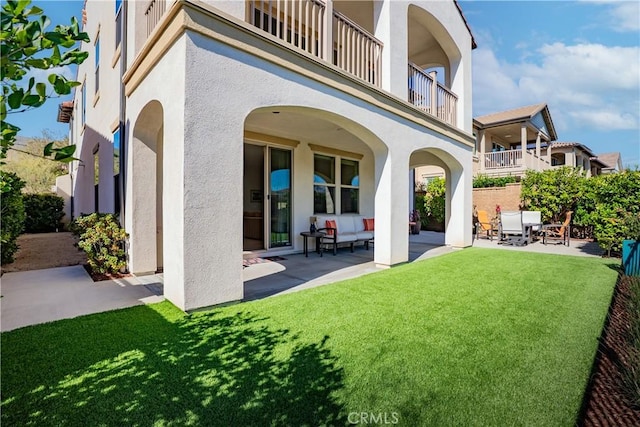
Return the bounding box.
[1,248,618,426]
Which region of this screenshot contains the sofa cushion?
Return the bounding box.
[337,216,356,234]
[356,231,374,240]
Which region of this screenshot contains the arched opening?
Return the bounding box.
[410,147,467,247]
[243,106,386,255]
[129,100,164,274]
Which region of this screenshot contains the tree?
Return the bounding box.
[1,0,89,169]
[2,132,68,193]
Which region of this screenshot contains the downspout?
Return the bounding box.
[118,0,127,223]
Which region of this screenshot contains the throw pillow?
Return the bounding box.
[325,220,337,236]
[363,218,374,231]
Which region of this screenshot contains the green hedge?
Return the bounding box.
[473,174,517,188]
[1,171,26,265]
[23,194,65,233]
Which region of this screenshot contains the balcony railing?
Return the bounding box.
[248,0,382,87]
[145,0,167,37]
[483,150,522,170]
[333,10,382,87]
[408,63,457,126]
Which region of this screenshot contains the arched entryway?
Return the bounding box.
[129,100,164,274]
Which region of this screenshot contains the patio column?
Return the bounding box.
[373,1,407,99]
[445,163,472,247]
[322,0,333,62]
[374,148,410,266]
[535,132,541,163]
[478,130,485,172]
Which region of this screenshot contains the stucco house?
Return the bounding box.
[60,0,477,311]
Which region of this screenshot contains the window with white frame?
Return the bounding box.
[81,81,86,127]
[313,153,360,214]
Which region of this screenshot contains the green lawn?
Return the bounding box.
[1,248,618,426]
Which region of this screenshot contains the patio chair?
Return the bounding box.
[542,211,572,246]
[475,210,495,241]
[522,210,542,241]
[498,211,527,246]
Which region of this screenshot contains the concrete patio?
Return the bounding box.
[1,231,604,332]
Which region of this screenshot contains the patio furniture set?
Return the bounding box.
[476,210,572,246]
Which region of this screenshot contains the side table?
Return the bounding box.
[300,231,326,257]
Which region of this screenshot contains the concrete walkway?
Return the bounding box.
[1,266,164,332]
[1,231,603,332]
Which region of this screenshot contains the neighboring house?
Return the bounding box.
[473,103,558,178]
[596,152,624,174]
[546,142,605,177]
[60,0,476,311]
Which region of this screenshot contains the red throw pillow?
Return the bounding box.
[325,220,337,236]
[363,218,374,231]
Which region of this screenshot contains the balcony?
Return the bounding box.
[407,63,457,127]
[480,149,552,176]
[144,0,460,127]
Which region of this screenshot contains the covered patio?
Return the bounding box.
[243,231,452,300]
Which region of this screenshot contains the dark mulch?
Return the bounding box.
[82,264,132,282]
[579,275,640,426]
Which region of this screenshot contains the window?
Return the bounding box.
[313,154,335,214]
[94,35,100,93]
[81,81,86,127]
[340,159,359,214]
[113,128,120,176]
[313,153,360,214]
[115,0,122,47]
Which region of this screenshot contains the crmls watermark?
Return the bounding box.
[347,412,400,425]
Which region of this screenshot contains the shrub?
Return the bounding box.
[71,213,128,274]
[422,177,446,225]
[23,194,65,233]
[473,174,517,188]
[1,172,26,264]
[520,167,586,223]
[582,171,640,255]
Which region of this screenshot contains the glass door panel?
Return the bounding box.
[269,148,291,248]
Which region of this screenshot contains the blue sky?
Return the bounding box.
[11,0,640,167]
[459,0,640,167]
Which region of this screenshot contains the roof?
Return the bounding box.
[474,103,558,141]
[475,103,547,126]
[595,152,621,170]
[57,101,74,123]
[453,0,477,49]
[550,142,596,157]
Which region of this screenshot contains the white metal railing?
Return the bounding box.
[145,0,167,37]
[249,0,326,58]
[333,10,382,87]
[483,150,522,170]
[408,63,457,126]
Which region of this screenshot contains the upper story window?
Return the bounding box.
[94,35,100,94]
[81,80,86,127]
[115,0,122,47]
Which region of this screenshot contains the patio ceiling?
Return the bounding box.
[245,109,368,152]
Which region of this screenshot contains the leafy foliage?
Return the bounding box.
[520,167,586,223]
[473,174,517,188]
[2,134,68,193]
[580,171,640,255]
[0,171,25,264]
[23,193,64,232]
[71,213,128,274]
[1,0,89,165]
[422,177,446,224]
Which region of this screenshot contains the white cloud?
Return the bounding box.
[472,42,640,131]
[581,0,640,32]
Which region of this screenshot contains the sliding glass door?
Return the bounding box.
[269,148,291,248]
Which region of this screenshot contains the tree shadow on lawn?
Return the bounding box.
[1,305,348,426]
